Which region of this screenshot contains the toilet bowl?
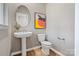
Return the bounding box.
[38,34,52,55]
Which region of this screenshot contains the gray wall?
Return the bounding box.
[8,3,46,52]
[46,3,75,56]
[0,25,11,56]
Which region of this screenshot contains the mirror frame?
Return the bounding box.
[15,5,31,27]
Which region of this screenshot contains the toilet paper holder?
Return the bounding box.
[57,37,65,40]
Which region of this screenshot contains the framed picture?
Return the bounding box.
[34,12,46,29]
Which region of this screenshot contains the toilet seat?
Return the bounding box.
[41,41,52,46]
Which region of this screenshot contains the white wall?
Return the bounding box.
[75,4,79,56]
[4,4,8,25]
[0,4,4,24]
[46,3,75,56]
[0,4,8,25]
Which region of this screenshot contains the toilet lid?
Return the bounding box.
[41,41,52,45]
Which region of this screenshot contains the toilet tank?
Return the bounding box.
[38,34,45,42]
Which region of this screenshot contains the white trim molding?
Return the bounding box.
[11,46,41,56]
[11,46,65,56]
[50,48,65,56]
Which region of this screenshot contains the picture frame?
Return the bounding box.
[34,12,46,29]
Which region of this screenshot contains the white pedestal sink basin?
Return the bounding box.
[14,32,32,56]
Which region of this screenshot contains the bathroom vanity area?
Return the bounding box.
[13,5,32,56]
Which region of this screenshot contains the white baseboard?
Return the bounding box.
[11,46,41,56]
[11,46,65,56]
[50,48,65,56]
[41,49,48,56]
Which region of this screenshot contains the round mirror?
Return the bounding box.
[16,5,31,27]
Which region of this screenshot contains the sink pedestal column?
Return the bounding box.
[14,32,32,56]
[22,38,26,56]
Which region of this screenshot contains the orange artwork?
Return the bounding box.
[35,12,46,29]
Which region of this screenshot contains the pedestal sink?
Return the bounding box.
[14,32,32,56]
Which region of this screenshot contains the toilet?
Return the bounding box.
[38,34,52,55]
